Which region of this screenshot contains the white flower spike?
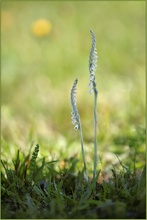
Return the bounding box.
[89,29,98,94]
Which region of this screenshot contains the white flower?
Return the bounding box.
[89,29,98,94]
[70,79,80,130]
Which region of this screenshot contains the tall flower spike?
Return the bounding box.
[89,29,98,180]
[89,29,98,94]
[70,78,80,130]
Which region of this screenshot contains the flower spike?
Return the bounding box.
[89,29,98,180]
[89,29,98,94]
[70,78,88,182]
[70,78,80,130]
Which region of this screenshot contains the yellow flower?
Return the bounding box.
[32,19,52,37]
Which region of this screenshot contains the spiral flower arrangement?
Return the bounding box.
[70,29,98,181]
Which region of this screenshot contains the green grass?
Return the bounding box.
[1,1,146,218]
[1,144,146,219]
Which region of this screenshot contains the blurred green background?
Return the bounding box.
[1,1,145,173]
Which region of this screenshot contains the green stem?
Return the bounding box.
[93,88,98,179]
[78,119,88,182]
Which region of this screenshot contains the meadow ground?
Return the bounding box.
[1,1,146,219]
